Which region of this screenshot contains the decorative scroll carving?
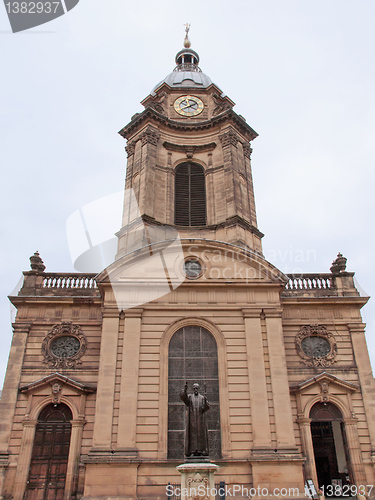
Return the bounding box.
[295,324,337,367]
[242,142,253,159]
[187,472,209,500]
[51,383,62,405]
[145,92,167,115]
[163,141,216,154]
[319,381,329,403]
[141,126,160,146]
[125,141,136,157]
[219,130,239,148]
[212,93,232,116]
[42,322,87,369]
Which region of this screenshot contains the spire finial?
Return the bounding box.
[183,23,191,48]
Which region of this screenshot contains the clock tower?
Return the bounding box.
[116,32,263,259]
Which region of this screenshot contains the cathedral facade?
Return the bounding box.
[1,34,375,500]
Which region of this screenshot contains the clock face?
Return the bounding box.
[184,259,202,278]
[51,336,81,358]
[174,95,204,116]
[301,336,331,358]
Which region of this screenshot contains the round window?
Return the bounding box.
[300,336,331,358]
[50,336,81,358]
[183,259,202,278]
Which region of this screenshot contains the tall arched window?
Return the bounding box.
[175,162,206,226]
[168,325,221,459]
[25,404,72,500]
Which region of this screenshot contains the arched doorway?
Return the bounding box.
[310,402,351,490]
[25,403,72,500]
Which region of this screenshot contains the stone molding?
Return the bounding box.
[141,126,160,146]
[119,107,258,142]
[219,130,239,147]
[242,142,253,159]
[125,141,136,157]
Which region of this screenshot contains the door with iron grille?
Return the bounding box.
[25,404,72,500]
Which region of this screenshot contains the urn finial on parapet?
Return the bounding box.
[29,251,46,273]
[330,252,347,275]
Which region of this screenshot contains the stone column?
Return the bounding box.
[64,419,86,500]
[343,417,367,485]
[264,310,297,450]
[91,311,120,451]
[243,309,272,450]
[13,420,37,500]
[116,308,143,455]
[297,416,319,487]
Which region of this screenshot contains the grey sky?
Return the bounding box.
[1,0,374,386]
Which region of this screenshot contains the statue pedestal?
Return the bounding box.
[176,463,219,500]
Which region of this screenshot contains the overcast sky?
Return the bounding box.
[1,0,375,386]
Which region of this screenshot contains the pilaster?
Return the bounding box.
[263,309,297,450]
[13,420,37,500]
[348,323,375,456]
[138,126,160,218]
[64,419,86,500]
[242,309,272,450]
[116,308,143,455]
[297,416,319,487]
[243,143,258,229]
[219,129,240,221]
[343,417,367,485]
[91,311,120,451]
[0,322,31,454]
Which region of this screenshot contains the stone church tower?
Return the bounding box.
[1,31,375,499]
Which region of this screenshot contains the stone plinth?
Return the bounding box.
[176,463,219,500]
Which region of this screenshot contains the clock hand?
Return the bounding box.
[180,101,194,110]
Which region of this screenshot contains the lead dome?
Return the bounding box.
[151,46,216,95]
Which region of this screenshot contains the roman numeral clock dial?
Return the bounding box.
[174,95,204,116]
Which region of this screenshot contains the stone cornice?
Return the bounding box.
[119,107,258,141]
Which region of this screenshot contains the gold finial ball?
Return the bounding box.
[184,37,191,48]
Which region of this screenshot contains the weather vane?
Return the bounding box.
[183,23,191,48]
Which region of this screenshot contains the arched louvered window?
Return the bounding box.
[175,162,206,226]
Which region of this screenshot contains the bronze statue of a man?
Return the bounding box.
[180,382,210,458]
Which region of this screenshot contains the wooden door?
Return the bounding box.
[25,404,72,500]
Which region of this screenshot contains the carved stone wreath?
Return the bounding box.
[42,322,87,368]
[295,324,337,368]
